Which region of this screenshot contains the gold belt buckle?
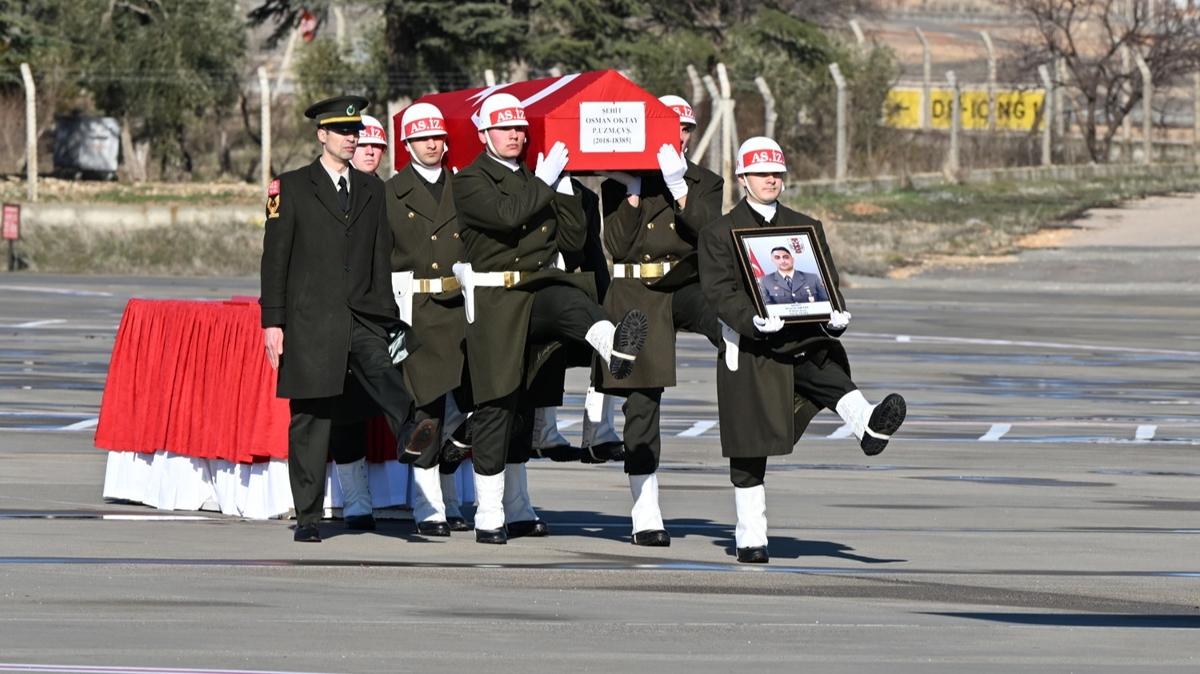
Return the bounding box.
[503,271,522,288]
[414,278,432,294]
[441,276,460,292]
[639,262,664,278]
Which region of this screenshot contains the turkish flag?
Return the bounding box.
[748,247,764,278]
[299,10,318,42]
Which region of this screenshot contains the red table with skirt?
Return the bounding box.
[95,297,473,519]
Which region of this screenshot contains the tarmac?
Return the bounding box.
[0,194,1197,673]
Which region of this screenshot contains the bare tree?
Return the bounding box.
[1007,0,1200,162]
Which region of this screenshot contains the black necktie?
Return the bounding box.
[337,176,349,213]
[785,275,793,291]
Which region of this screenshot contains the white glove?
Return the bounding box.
[657,144,688,202]
[752,315,785,334]
[534,141,569,187]
[599,171,642,197]
[387,328,408,365]
[555,174,574,195]
[827,310,851,330]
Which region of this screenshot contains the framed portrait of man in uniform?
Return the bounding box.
[730,226,843,324]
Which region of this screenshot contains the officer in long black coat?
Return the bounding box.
[259,95,435,543]
[597,95,723,547]
[699,136,907,564]
[451,92,649,545]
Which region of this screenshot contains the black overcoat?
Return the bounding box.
[698,199,850,457]
[385,165,469,407]
[452,153,595,404]
[260,158,401,400]
[596,160,723,390]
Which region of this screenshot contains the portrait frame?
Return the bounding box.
[730,225,843,324]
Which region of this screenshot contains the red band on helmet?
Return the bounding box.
[405,117,443,137]
[488,107,526,126]
[741,149,786,168]
[361,125,386,141]
[671,105,694,120]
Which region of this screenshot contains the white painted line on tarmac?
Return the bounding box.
[849,331,1200,358]
[100,515,212,522]
[60,417,98,431]
[0,664,335,674]
[555,417,581,431]
[978,423,1012,442]
[1135,425,1157,442]
[0,285,113,297]
[677,420,717,437]
[9,319,66,328]
[827,423,854,439]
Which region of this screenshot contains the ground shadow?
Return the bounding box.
[926,612,1200,629]
[711,533,907,564]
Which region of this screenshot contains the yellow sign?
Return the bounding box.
[885,88,1047,131]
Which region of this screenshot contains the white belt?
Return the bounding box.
[452,264,531,324]
[413,276,460,294]
[720,319,740,371]
[613,261,673,279]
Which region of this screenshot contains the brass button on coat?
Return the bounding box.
[647,223,655,229]
[431,234,438,241]
[431,262,440,270]
[408,212,415,219]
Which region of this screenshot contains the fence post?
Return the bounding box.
[484,69,496,87]
[829,63,849,184]
[1037,64,1053,166]
[945,70,960,175]
[332,4,346,50]
[702,74,721,174]
[979,31,997,132]
[1054,58,1067,139]
[915,27,932,131]
[19,63,37,203]
[258,67,271,193]
[716,63,736,212]
[755,76,776,138]
[686,64,704,105]
[1194,72,1199,164]
[1133,51,1153,165]
[849,19,866,47]
[1121,46,1133,161]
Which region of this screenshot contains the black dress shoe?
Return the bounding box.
[506,519,550,538]
[400,418,440,464]
[344,514,376,531]
[416,520,451,537]
[293,524,321,543]
[581,441,626,464]
[736,546,769,563]
[446,516,472,532]
[632,529,671,547]
[476,527,507,544]
[861,393,906,456]
[532,444,584,462]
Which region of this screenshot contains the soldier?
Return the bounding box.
[597,94,723,546]
[325,112,395,532]
[386,102,474,536]
[260,95,437,543]
[698,136,907,563]
[452,92,650,544]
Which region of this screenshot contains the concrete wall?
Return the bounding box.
[22,203,262,231]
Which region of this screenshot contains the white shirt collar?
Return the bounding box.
[747,199,777,222]
[320,157,350,192]
[487,153,521,172]
[411,162,443,185]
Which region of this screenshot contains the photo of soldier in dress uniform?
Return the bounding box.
[737,230,836,321]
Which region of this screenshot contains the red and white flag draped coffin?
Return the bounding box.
[394,70,681,173]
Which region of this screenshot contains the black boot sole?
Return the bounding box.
[861,393,906,456]
[400,418,440,463]
[736,546,769,563]
[632,529,671,547]
[609,310,648,380]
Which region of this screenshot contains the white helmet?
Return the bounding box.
[736,136,787,174]
[357,114,387,147]
[475,92,528,131]
[659,95,696,126]
[399,102,446,141]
